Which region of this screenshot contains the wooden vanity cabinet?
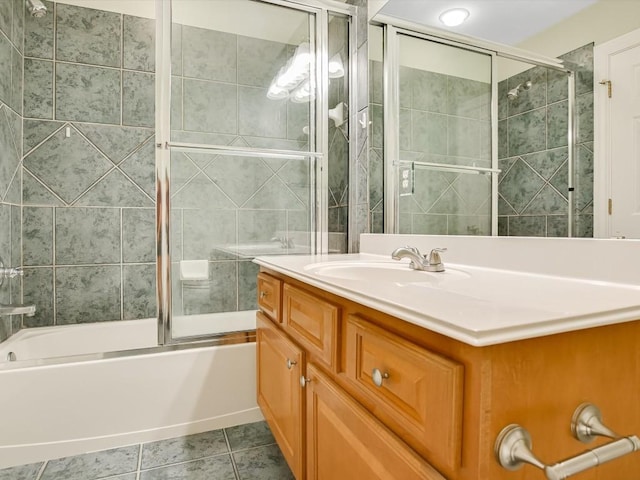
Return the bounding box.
[256,269,640,480]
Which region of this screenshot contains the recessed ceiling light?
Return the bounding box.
[439,8,470,27]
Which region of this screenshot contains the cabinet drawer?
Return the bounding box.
[305,363,445,480]
[257,272,282,322]
[344,316,464,475]
[282,284,339,370]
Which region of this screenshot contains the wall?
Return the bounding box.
[0,0,24,342]
[498,44,594,237]
[18,0,332,326]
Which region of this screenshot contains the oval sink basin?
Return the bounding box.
[303,261,469,284]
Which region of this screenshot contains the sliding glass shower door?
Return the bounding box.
[384,29,497,235]
[158,0,353,342]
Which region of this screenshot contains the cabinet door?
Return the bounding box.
[257,313,305,479]
[305,363,445,480]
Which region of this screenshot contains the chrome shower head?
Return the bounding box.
[507,80,532,100]
[26,0,47,18]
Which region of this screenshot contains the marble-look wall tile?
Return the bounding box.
[411,111,447,155]
[75,123,153,164]
[238,261,259,311]
[55,265,121,324]
[22,267,54,327]
[123,264,156,319]
[122,208,155,263]
[23,58,53,119]
[23,206,53,265]
[238,210,285,243]
[24,0,54,59]
[123,71,154,127]
[507,108,546,156]
[182,209,236,261]
[56,3,121,67]
[522,184,567,215]
[183,79,236,134]
[499,158,544,213]
[55,207,120,264]
[0,107,20,197]
[238,86,286,138]
[448,117,480,158]
[11,0,23,53]
[119,139,155,198]
[547,215,569,237]
[0,1,11,41]
[124,15,155,72]
[182,261,237,315]
[508,215,546,237]
[75,169,152,208]
[10,204,20,266]
[23,127,113,203]
[411,70,447,114]
[0,32,11,108]
[577,93,594,143]
[237,35,289,88]
[56,63,121,124]
[507,66,547,116]
[547,100,568,149]
[182,26,236,83]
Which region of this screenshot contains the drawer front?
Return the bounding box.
[305,363,445,480]
[257,272,282,322]
[282,284,338,370]
[345,316,464,475]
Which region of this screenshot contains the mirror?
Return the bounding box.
[369,0,640,239]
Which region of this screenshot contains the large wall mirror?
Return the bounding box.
[369,0,640,239]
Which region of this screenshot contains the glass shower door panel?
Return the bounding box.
[169,151,314,339]
[397,34,493,235]
[170,0,314,152]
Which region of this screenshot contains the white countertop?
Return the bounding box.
[254,249,640,347]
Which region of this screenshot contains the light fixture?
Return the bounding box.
[328,53,344,79]
[439,8,470,27]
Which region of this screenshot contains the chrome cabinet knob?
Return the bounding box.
[300,376,311,388]
[372,368,389,387]
[286,358,297,370]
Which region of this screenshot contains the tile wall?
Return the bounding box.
[369,61,492,235]
[14,1,350,328]
[0,0,24,342]
[498,43,594,237]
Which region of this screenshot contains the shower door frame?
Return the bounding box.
[155,0,358,346]
[374,15,577,237]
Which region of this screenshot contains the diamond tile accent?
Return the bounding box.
[119,140,156,198]
[23,126,113,204]
[204,155,273,207]
[171,173,235,209]
[74,169,153,207]
[75,123,153,164]
[242,176,305,210]
[23,119,64,155]
[498,158,544,214]
[22,169,64,206]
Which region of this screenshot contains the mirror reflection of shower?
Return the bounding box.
[507,80,532,100]
[26,0,48,17]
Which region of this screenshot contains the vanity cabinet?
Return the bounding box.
[256,268,640,480]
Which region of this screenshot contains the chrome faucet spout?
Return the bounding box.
[0,303,36,317]
[391,246,446,272]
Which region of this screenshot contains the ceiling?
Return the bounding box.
[378,0,599,46]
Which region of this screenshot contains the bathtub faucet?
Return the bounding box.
[0,303,36,317]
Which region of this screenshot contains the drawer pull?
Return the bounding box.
[287,358,297,370]
[300,376,311,388]
[372,368,389,387]
[260,291,268,299]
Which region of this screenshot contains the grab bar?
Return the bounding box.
[495,403,640,479]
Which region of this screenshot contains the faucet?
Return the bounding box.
[270,236,295,248]
[0,258,37,317]
[0,303,36,317]
[391,246,447,272]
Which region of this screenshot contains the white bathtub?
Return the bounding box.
[0,315,261,469]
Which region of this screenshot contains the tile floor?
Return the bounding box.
[0,421,293,480]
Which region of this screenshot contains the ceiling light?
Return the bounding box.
[439,8,470,27]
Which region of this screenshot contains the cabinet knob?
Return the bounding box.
[286,358,297,370]
[372,368,389,387]
[300,376,311,388]
[259,291,268,299]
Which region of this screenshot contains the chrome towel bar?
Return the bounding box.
[495,403,640,479]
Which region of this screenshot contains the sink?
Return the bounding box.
[303,261,470,284]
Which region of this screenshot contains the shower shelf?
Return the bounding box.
[399,160,501,176]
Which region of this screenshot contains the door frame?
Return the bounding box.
[593,27,640,237]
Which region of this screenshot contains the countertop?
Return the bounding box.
[254,252,640,346]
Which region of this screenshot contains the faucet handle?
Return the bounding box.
[427,248,447,266]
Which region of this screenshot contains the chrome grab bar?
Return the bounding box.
[495,403,640,479]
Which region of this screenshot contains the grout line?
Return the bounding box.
[120,208,124,320]
[223,429,241,480]
[34,460,47,480]
[136,443,143,478]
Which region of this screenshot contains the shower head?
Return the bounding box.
[507,80,532,100]
[26,0,47,18]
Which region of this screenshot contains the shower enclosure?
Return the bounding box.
[0,0,357,352]
[369,18,578,237]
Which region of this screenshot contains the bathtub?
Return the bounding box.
[0,314,261,469]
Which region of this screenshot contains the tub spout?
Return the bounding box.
[0,303,36,317]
